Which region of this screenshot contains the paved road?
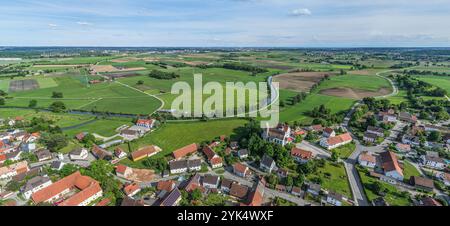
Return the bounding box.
[296,141,331,159]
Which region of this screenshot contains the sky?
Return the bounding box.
[1,0,449,47]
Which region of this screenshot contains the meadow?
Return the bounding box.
[414,75,450,93]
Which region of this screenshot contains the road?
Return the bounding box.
[296,140,331,159]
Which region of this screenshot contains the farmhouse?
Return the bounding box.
[291,147,313,163]
[320,133,352,150]
[136,119,154,129]
[69,147,89,161]
[262,124,292,146]
[31,171,102,206]
[131,145,162,161]
[21,176,53,199]
[358,151,376,168]
[114,147,127,159]
[120,129,141,140]
[0,161,29,180]
[172,143,198,160]
[380,151,403,181]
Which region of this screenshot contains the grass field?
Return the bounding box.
[332,142,356,159]
[307,161,352,198]
[402,161,421,180]
[278,94,355,124]
[317,74,392,92]
[118,119,247,168]
[357,166,412,206]
[63,117,133,137]
[414,75,450,93]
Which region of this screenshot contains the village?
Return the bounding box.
[1,97,449,206]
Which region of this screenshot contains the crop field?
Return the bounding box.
[273,72,336,92]
[63,117,133,137]
[9,79,39,92]
[316,75,392,99]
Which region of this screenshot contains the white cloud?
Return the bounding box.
[48,23,58,27]
[290,8,312,16]
[76,21,93,26]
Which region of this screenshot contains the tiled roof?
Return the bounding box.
[172,143,198,159]
[291,148,313,159]
[380,151,403,176]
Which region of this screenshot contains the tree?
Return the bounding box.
[49,101,66,113]
[372,181,385,195]
[51,91,63,98]
[28,99,37,108]
[137,80,144,85]
[331,151,339,162]
[428,131,442,142]
[0,90,7,96]
[0,98,4,106]
[285,176,294,187]
[40,133,68,152]
[190,188,203,202]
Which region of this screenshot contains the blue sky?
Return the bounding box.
[1,0,449,47]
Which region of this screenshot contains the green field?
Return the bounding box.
[402,161,421,180]
[279,94,355,124]
[63,117,133,137]
[317,74,392,92]
[118,119,247,168]
[357,166,412,206]
[415,75,450,93]
[307,161,352,198]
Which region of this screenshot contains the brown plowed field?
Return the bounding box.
[273,72,336,92]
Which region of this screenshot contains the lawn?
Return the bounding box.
[307,161,353,198]
[357,166,412,206]
[278,94,355,124]
[63,117,132,137]
[332,142,356,159]
[402,161,421,180]
[118,119,247,167]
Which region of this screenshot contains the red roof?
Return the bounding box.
[95,198,111,206]
[0,154,6,162]
[327,133,352,145]
[233,162,248,174]
[124,183,140,196]
[381,151,403,176]
[324,127,334,134]
[203,146,217,161]
[157,180,176,192]
[211,156,223,165]
[32,171,101,205]
[291,148,313,160]
[116,164,128,174]
[172,143,198,159]
[136,119,153,125]
[131,145,159,160]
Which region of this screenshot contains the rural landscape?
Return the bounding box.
[0,0,449,211]
[1,47,449,207]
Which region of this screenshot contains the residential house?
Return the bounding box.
[187,159,202,172]
[398,112,417,124]
[21,176,53,199]
[120,129,141,140]
[202,175,220,189]
[307,183,321,196]
[233,162,249,177]
[35,149,52,162]
[262,124,292,146]
[260,154,276,173]
[220,178,234,193]
[6,150,22,162]
[159,187,182,206]
[362,132,378,142]
[419,197,442,206]
[229,183,249,199]
[291,186,302,196]
[410,176,434,192]
[358,151,376,168]
[121,196,145,206]
[203,145,223,169]
[183,174,204,193]
[69,147,89,161]
[230,141,239,150]
[237,149,249,159]
[50,160,64,170]
[326,192,343,206]
[320,133,353,150]
[157,180,176,192]
[402,135,420,147]
[309,124,323,132]
[322,127,335,138]
[396,143,411,153]
[440,173,450,186]
[114,147,127,159]
[291,147,313,164]
[243,177,265,206]
[91,145,113,160]
[367,126,385,137]
[380,151,403,181]
[172,143,198,160]
[123,182,141,197]
[378,112,397,123]
[31,171,103,206]
[420,153,446,170]
[169,160,189,174]
[115,164,133,178]
[277,168,289,178]
[131,145,162,161]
